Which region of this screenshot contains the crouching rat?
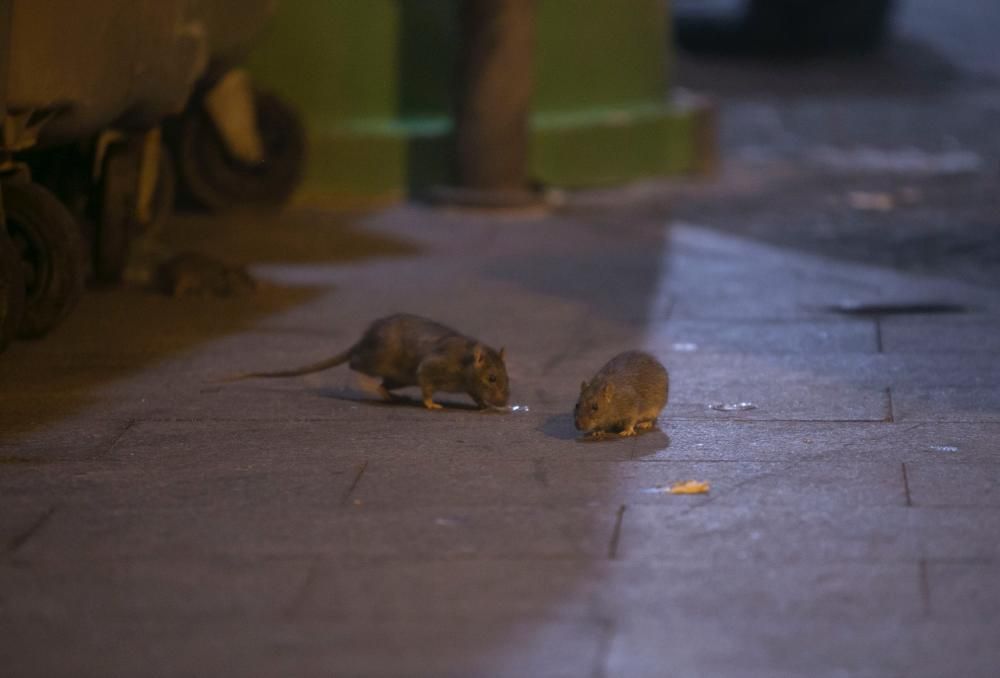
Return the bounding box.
[229,313,510,410]
[574,350,669,437]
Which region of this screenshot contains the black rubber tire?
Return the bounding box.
[0,224,26,351]
[174,90,306,212]
[3,181,85,339]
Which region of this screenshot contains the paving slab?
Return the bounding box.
[618,503,922,564]
[892,385,1000,422]
[605,614,916,678]
[650,317,880,354]
[0,416,131,460]
[3,615,608,678]
[925,560,1000,620]
[0,556,312,621]
[904,462,1000,506]
[14,501,620,562]
[352,458,905,510]
[644,420,1000,463]
[880,314,1000,353]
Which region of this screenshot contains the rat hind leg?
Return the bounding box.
[636,419,656,431]
[378,378,405,401]
[418,377,443,410]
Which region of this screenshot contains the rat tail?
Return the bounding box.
[220,347,353,382]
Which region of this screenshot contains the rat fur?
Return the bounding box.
[574,350,669,437]
[155,251,256,297]
[228,313,509,410]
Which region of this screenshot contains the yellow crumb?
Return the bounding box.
[669,480,710,494]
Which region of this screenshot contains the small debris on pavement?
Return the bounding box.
[847,191,894,211]
[708,402,757,412]
[928,445,959,453]
[642,480,711,495]
[671,342,699,352]
[434,517,464,527]
[670,480,710,494]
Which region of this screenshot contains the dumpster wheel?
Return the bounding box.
[175,91,305,212]
[0,225,26,351]
[2,181,85,339]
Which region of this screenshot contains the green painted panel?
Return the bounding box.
[248,0,713,201]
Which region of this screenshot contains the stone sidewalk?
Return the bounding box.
[3,0,1000,673]
[2,183,999,676]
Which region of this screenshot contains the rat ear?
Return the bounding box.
[580,380,588,392]
[499,347,505,361]
[473,344,484,366]
[600,382,614,401]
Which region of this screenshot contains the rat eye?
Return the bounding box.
[488,374,497,383]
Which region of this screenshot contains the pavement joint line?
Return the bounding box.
[282,555,323,619]
[532,459,549,487]
[97,418,138,458]
[628,459,918,466]
[608,505,627,560]
[6,505,57,556]
[884,387,895,423]
[901,462,913,507]
[668,417,892,423]
[922,556,996,564]
[590,617,616,678]
[788,421,927,464]
[341,460,369,506]
[919,558,932,616]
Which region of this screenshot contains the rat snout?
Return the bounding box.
[489,391,509,408]
[487,380,510,408]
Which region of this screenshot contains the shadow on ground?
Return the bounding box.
[0,206,418,442]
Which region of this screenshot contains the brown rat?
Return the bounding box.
[227,313,510,410]
[155,252,256,297]
[574,350,669,437]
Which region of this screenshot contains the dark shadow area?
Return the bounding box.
[0,208,418,442]
[487,250,665,325]
[540,413,578,441]
[483,206,672,327]
[675,0,894,59]
[675,37,961,99]
[666,173,1000,290]
[666,2,1000,290]
[827,302,971,316]
[314,386,485,413]
[540,414,672,449]
[158,207,418,265]
[633,430,671,458]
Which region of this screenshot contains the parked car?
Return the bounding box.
[674,0,897,53]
